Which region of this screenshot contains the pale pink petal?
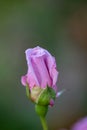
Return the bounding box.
[31,56,52,88]
[45,53,58,88]
[21,75,27,86]
[21,46,58,94]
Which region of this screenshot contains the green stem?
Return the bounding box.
[35,104,48,130]
[40,116,48,130]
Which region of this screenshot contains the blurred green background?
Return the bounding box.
[0,0,87,130]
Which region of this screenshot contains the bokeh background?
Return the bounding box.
[0,0,87,130]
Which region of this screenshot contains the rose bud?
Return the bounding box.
[21,46,58,108]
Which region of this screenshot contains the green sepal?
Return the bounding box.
[37,87,56,106]
[26,85,56,107]
[26,85,30,98]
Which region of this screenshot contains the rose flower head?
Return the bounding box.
[21,46,59,107]
[71,117,87,130]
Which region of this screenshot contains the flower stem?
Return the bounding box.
[40,116,48,130]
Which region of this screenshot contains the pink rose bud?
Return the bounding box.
[71,117,87,130]
[21,46,58,107]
